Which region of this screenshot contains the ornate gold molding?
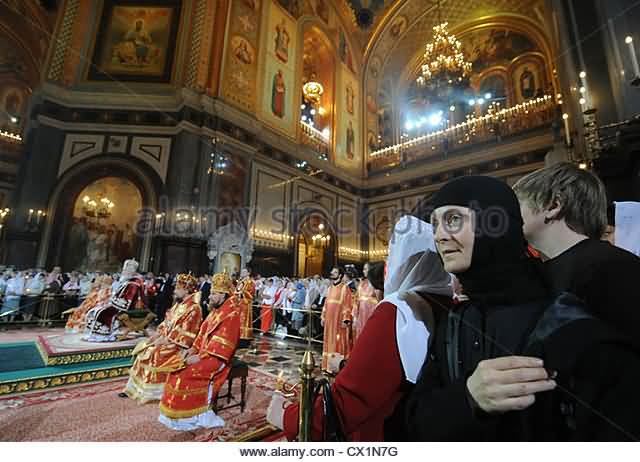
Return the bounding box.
[45,348,136,366]
[185,0,207,90]
[47,0,80,82]
[0,366,131,397]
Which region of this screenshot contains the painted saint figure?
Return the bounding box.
[234,39,253,65]
[272,70,286,118]
[125,19,153,65]
[520,66,535,99]
[274,19,290,63]
[346,120,355,160]
[346,83,355,115]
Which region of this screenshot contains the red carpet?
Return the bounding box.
[0,369,280,442]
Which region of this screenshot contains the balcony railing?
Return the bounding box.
[0,129,23,144]
[300,121,330,160]
[368,95,556,172]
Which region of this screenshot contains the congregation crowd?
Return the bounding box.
[3,161,640,441]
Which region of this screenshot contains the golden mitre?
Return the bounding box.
[175,273,198,293]
[211,272,233,294]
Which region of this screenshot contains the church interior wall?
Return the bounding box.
[1,0,638,273]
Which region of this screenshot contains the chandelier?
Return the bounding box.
[310,223,330,248]
[303,75,324,104]
[416,21,472,88]
[82,194,114,219]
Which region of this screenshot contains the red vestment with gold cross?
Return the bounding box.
[321,283,354,370]
[235,277,255,340]
[124,292,202,403]
[353,279,381,342]
[159,296,241,420]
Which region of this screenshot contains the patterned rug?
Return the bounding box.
[0,368,281,442]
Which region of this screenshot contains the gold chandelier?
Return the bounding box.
[416,21,472,87]
[82,194,114,219]
[303,80,324,104]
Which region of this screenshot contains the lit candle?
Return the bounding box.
[626,36,640,76]
[36,210,43,226]
[562,113,571,146]
[27,208,33,225]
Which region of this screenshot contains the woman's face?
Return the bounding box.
[431,206,475,273]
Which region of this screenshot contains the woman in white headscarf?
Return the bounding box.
[267,215,453,441]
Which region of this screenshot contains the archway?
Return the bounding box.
[64,177,143,272]
[295,212,335,277]
[299,24,337,154]
[39,156,160,271]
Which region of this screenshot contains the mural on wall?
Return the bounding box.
[389,16,408,39]
[65,177,143,272]
[271,69,286,118]
[221,0,262,112]
[243,0,260,11]
[461,28,539,73]
[232,36,256,65]
[260,0,297,136]
[220,252,241,275]
[339,29,354,73]
[275,0,322,19]
[88,0,182,82]
[274,19,290,63]
[346,82,355,115]
[512,57,546,103]
[0,84,28,130]
[335,66,361,173]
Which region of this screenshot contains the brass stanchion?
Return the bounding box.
[38,294,55,327]
[298,349,315,441]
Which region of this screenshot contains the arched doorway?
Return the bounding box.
[40,157,159,271]
[296,213,335,277]
[64,177,143,272]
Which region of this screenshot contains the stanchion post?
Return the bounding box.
[38,294,55,327]
[298,349,315,442]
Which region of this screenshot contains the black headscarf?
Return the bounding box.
[426,175,548,305]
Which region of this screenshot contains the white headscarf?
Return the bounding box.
[614,201,640,257]
[382,215,453,383]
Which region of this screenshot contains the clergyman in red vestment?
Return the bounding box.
[123,273,202,403]
[353,262,381,343]
[320,266,354,371]
[158,272,240,431]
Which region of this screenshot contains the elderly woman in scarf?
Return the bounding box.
[266,215,453,441]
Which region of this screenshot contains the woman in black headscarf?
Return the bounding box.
[406,176,640,441]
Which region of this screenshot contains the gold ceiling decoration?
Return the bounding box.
[368,0,546,80]
[416,21,472,87]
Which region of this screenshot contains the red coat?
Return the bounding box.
[283,302,405,441]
